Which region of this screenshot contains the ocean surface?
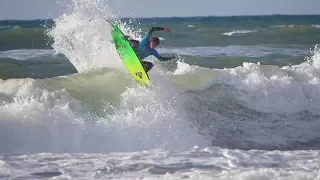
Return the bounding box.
[1,1,320,179]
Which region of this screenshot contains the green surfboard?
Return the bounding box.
[111,24,151,87]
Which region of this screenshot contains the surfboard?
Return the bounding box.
[110,24,151,87]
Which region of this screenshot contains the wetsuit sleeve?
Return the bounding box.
[152,49,162,59]
[140,27,164,47]
[152,50,175,61]
[159,56,175,61]
[140,33,151,47]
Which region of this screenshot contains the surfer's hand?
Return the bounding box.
[164,27,171,32]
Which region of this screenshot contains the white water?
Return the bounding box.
[0,0,209,155]
[227,46,320,115]
[50,0,123,72]
[222,30,256,36]
[1,16,320,154]
[49,0,143,73]
[1,0,320,178]
[1,147,319,179]
[169,46,320,150]
[171,45,320,114]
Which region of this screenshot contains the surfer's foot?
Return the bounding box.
[141,61,154,72]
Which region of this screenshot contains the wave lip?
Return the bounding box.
[48,0,135,72]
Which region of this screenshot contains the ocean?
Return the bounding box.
[0,1,320,179]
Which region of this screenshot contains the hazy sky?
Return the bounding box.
[0,0,319,20]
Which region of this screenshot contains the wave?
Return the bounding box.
[2,147,319,179]
[0,25,12,31]
[170,46,320,149]
[311,45,320,68]
[0,49,76,80]
[0,49,54,61]
[159,45,307,58]
[271,25,295,28]
[1,45,319,154]
[172,45,320,114]
[48,0,139,72]
[222,30,256,36]
[0,64,209,154]
[0,28,52,50]
[1,0,320,155]
[271,24,320,29]
[312,24,320,28]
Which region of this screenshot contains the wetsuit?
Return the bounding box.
[137,27,164,60]
[130,27,173,72]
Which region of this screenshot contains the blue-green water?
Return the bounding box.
[1,15,320,78]
[1,15,320,49]
[2,16,320,47]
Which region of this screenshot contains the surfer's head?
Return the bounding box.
[150,37,160,48]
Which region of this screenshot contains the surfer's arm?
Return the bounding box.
[140,33,152,47]
[140,27,171,46]
[149,27,164,34]
[153,50,175,61]
[149,27,171,34]
[140,27,163,44]
[159,56,176,61]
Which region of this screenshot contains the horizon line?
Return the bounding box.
[1,14,320,21]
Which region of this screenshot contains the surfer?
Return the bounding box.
[128,27,176,72]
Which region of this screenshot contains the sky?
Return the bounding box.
[0,0,319,20]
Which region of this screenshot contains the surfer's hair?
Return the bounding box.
[150,37,160,45]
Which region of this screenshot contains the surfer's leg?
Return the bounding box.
[129,40,139,50]
[141,61,154,72]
